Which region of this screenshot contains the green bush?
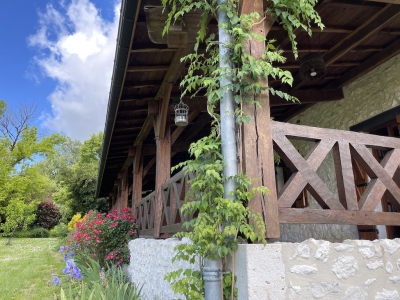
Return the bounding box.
[14,227,50,238]
[50,223,69,238]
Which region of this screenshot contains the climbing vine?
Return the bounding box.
[162,0,324,299]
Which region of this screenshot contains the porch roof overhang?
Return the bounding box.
[96,0,400,198]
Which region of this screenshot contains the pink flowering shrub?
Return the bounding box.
[69,208,138,265]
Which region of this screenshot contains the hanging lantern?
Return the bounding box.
[174,98,189,126]
[299,53,327,81]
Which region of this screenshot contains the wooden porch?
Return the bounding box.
[96,0,400,240]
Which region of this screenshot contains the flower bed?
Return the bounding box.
[68,208,138,265]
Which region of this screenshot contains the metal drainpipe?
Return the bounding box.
[203,0,237,299]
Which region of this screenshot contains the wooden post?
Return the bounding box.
[153,85,172,238]
[132,150,144,218]
[240,0,280,238]
[120,168,129,210]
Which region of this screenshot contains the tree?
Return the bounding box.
[64,132,108,214]
[0,101,64,242]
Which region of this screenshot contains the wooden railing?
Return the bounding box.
[136,170,194,237]
[272,121,400,226]
[136,121,400,238]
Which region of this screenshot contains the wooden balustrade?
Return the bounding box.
[136,170,194,237]
[136,121,400,238]
[272,121,400,226]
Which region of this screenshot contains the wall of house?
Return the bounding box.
[278,53,400,243]
[129,238,400,299]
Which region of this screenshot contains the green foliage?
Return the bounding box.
[50,223,69,238]
[0,101,64,238]
[58,254,142,300]
[14,227,50,238]
[268,0,324,58]
[161,0,323,298]
[165,127,267,299]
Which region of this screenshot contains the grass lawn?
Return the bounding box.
[0,237,65,300]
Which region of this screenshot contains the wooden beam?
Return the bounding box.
[279,208,400,225]
[132,152,144,215]
[240,0,280,238]
[154,114,171,238]
[328,37,400,88]
[142,141,191,156]
[155,45,194,100]
[157,83,173,139]
[270,89,344,106]
[134,141,143,174]
[127,65,170,72]
[185,113,211,141]
[124,80,161,89]
[323,4,400,66]
[282,62,361,69]
[364,0,400,4]
[134,115,154,147]
[120,168,129,210]
[143,156,156,178]
[131,47,177,53]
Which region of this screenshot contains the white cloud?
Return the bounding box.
[29,0,120,141]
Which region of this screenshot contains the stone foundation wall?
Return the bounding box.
[277,54,400,243]
[129,238,400,300]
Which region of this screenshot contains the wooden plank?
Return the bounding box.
[126,65,170,72]
[153,113,171,238]
[240,0,280,238]
[271,121,400,149]
[329,37,400,89]
[275,139,335,207]
[323,5,400,66]
[332,142,358,210]
[351,146,400,211]
[158,83,173,139]
[279,208,400,226]
[273,134,344,210]
[132,153,144,217]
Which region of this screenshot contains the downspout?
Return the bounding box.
[203,0,237,299]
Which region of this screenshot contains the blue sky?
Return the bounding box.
[0,0,120,141]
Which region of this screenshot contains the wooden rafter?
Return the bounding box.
[328,37,400,88]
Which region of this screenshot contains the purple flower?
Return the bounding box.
[53,276,61,286]
[70,251,74,257]
[63,253,68,262]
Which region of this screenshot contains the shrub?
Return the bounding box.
[14,227,50,238]
[69,208,138,266]
[50,223,69,238]
[68,213,85,231]
[35,201,61,230]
